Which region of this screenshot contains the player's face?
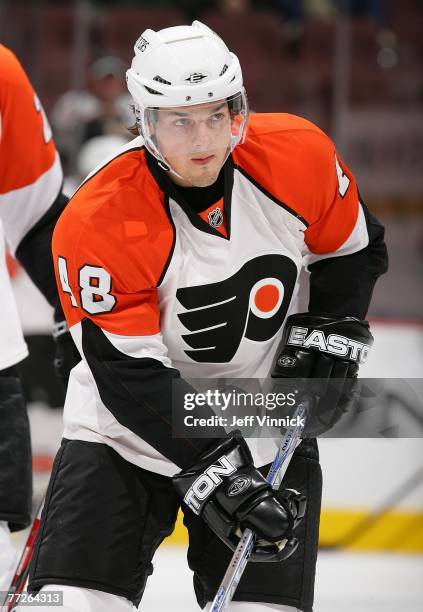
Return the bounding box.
[152,101,232,187]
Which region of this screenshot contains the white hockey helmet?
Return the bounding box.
[126,21,249,170]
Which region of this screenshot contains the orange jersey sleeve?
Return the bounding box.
[0,44,58,194]
[233,113,359,254]
[52,149,174,337]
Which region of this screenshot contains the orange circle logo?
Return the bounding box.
[254,284,280,313]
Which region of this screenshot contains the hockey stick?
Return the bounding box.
[209,397,310,612]
[1,499,44,612]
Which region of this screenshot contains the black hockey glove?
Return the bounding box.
[272,312,373,436]
[173,431,306,562]
[52,321,81,385]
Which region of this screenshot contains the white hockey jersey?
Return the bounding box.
[0,45,62,369]
[53,113,370,476]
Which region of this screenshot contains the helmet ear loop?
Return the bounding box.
[141,110,171,171]
[146,114,158,148]
[226,90,249,150]
[228,112,248,150]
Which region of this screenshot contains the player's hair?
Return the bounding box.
[127,122,139,136]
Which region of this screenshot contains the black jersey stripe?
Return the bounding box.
[157,194,176,287]
[80,318,224,469]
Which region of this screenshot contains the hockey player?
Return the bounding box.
[27,22,387,612]
[0,45,78,590]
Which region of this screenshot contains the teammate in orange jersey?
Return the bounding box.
[28,22,387,612]
[0,45,78,591]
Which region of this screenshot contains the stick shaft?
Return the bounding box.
[2,500,44,612]
[210,399,309,612]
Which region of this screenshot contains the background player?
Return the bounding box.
[0,45,79,591]
[26,21,387,611]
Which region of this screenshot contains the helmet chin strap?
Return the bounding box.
[157,160,171,173]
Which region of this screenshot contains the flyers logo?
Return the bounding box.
[176,254,297,363]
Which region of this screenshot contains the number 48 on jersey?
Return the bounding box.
[57,257,116,315]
